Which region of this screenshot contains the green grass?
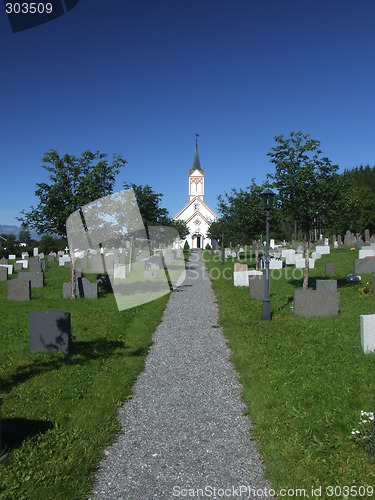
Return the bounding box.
[0,252,191,500]
[205,247,375,497]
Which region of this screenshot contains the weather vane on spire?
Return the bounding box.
[195,133,199,146]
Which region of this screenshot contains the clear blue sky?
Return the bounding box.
[1,0,375,228]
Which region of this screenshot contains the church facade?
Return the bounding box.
[173,144,219,249]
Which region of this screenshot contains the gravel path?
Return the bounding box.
[89,251,273,499]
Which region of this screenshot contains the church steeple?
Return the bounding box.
[188,138,204,202]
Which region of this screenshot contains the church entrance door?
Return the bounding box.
[196,236,201,248]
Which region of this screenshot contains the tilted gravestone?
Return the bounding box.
[7,279,31,301]
[0,267,8,281]
[79,277,97,299]
[325,263,336,275]
[17,271,44,288]
[293,290,340,317]
[29,310,72,354]
[316,279,337,292]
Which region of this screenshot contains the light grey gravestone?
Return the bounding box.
[29,310,72,355]
[0,266,8,281]
[234,263,248,272]
[113,263,126,279]
[293,290,340,317]
[47,255,55,262]
[354,259,375,274]
[360,315,375,353]
[8,254,16,260]
[296,245,304,254]
[163,253,173,265]
[316,279,337,292]
[89,255,105,273]
[33,247,39,257]
[38,253,45,259]
[29,260,43,271]
[62,271,83,298]
[7,279,31,301]
[17,271,44,288]
[13,262,23,271]
[325,263,336,275]
[0,258,8,265]
[248,274,270,299]
[365,229,371,242]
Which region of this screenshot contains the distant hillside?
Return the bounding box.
[0,225,43,241]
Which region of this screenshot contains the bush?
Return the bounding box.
[183,240,190,250]
[205,243,211,250]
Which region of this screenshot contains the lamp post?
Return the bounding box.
[261,188,276,321]
[220,220,224,265]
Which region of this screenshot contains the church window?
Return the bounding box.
[194,218,201,225]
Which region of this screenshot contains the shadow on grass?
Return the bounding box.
[0,338,143,394]
[1,417,54,450]
[288,276,362,290]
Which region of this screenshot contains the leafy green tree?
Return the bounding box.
[18,225,31,246]
[18,149,127,237]
[207,179,272,247]
[124,183,189,243]
[38,235,57,254]
[267,132,340,289]
[17,149,127,297]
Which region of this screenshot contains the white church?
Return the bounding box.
[173,142,219,249]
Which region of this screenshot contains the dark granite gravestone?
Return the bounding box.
[248,274,270,300]
[293,290,340,317]
[7,280,31,301]
[29,310,72,354]
[316,279,337,292]
[0,266,8,281]
[325,263,336,275]
[17,271,44,288]
[354,259,375,274]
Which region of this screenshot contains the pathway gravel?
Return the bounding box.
[89,251,273,499]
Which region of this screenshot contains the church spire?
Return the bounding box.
[190,134,204,174]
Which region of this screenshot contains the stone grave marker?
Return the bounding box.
[29,260,43,271]
[0,264,13,275]
[33,247,39,257]
[296,245,304,254]
[0,258,8,265]
[316,279,337,292]
[354,259,375,274]
[8,279,31,301]
[17,271,44,288]
[79,277,97,299]
[249,273,270,299]
[145,256,163,270]
[365,229,371,242]
[234,263,248,272]
[234,269,262,287]
[14,262,23,271]
[113,263,126,279]
[29,310,72,355]
[0,267,7,281]
[8,254,16,260]
[293,290,340,317]
[315,245,330,255]
[21,252,29,259]
[360,315,375,353]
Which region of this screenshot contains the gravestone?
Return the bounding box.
[79,277,97,299]
[38,253,45,259]
[14,262,23,271]
[145,256,163,270]
[89,255,104,273]
[293,290,340,317]
[21,252,29,259]
[0,264,13,275]
[334,241,338,249]
[29,310,72,355]
[315,245,330,255]
[29,260,43,271]
[296,245,304,254]
[316,279,337,292]
[325,263,336,275]
[360,315,375,353]
[0,258,8,265]
[17,271,44,288]
[47,255,55,262]
[269,258,283,269]
[234,263,248,272]
[8,254,16,260]
[33,248,38,257]
[113,263,126,279]
[163,253,173,265]
[365,229,371,242]
[16,259,28,269]
[249,274,270,299]
[7,280,31,301]
[234,270,262,287]
[359,249,375,259]
[354,259,375,274]
[0,267,8,281]
[337,235,342,245]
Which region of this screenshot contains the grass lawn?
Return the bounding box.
[0,252,190,500]
[205,246,375,497]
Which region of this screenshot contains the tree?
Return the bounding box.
[17,149,127,297]
[18,149,127,237]
[124,183,189,244]
[207,180,272,247]
[267,132,339,289]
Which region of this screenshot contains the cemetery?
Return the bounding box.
[0,250,191,498]
[205,241,375,490]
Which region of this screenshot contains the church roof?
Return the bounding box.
[188,144,204,175]
[173,196,219,220]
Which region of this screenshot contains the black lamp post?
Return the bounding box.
[220,220,224,265]
[261,188,276,321]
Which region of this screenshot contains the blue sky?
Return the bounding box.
[1,0,375,228]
